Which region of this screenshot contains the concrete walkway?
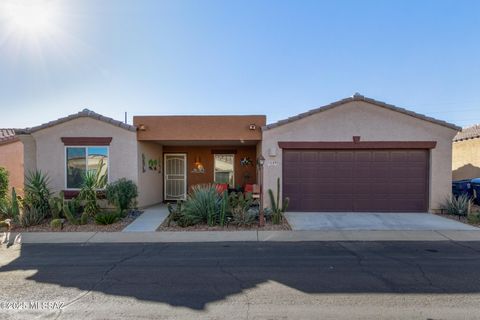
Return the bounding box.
[285,212,479,231]
[3,229,480,244]
[122,204,169,232]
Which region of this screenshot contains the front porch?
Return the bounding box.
[133,114,265,207]
[162,144,259,201]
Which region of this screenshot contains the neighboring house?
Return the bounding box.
[452,124,480,180]
[1,94,459,213]
[0,129,24,193]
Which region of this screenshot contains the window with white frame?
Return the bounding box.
[66,146,109,189]
[214,154,234,187]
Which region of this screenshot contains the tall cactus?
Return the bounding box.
[10,187,20,219]
[268,178,289,224]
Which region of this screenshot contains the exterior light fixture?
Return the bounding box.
[138,124,147,131]
[249,124,256,130]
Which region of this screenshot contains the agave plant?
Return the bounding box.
[24,170,52,216]
[443,194,472,217]
[182,184,221,226]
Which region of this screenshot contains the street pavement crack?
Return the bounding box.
[338,242,398,292]
[52,245,151,320]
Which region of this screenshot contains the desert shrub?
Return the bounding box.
[166,201,194,227]
[1,187,21,220]
[443,194,472,217]
[229,192,256,226]
[24,170,52,216]
[467,212,480,224]
[50,219,64,229]
[63,200,79,225]
[182,184,220,226]
[95,211,119,225]
[106,178,138,212]
[19,206,46,227]
[80,212,89,225]
[0,167,8,203]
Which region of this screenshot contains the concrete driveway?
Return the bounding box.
[285,212,479,231]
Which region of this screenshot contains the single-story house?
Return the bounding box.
[0,129,24,193]
[452,124,480,180]
[0,94,460,213]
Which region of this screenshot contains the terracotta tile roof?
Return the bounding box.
[453,124,480,142]
[0,128,18,145]
[263,93,461,131]
[15,109,136,135]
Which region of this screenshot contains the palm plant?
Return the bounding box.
[24,170,52,216]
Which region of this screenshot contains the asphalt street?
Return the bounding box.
[1,241,480,319]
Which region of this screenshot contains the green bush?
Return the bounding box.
[2,187,21,220]
[166,201,194,227]
[468,213,480,224]
[95,211,119,225]
[24,170,52,216]
[183,184,220,226]
[106,178,138,212]
[80,212,89,225]
[50,219,64,229]
[19,206,46,227]
[229,192,256,226]
[0,167,8,203]
[443,194,472,217]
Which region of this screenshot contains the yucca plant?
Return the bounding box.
[79,160,107,216]
[443,194,472,217]
[24,170,52,216]
[183,184,220,226]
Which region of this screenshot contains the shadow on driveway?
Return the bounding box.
[1,241,480,310]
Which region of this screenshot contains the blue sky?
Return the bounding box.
[0,0,479,128]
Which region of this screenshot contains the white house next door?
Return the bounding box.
[164,154,187,201]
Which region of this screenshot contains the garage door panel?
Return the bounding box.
[283,149,428,212]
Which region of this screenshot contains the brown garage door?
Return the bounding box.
[283,149,429,212]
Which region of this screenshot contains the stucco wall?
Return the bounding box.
[452,138,480,180]
[261,101,458,212]
[162,145,258,190]
[0,140,24,193]
[137,141,163,207]
[30,117,138,195]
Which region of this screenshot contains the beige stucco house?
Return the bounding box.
[0,94,460,213]
[452,124,480,180]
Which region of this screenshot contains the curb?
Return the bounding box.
[3,230,480,244]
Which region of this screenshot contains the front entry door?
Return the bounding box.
[164,154,187,201]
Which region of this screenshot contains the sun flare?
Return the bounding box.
[2,0,59,36]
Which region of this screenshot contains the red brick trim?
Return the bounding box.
[61,137,112,146]
[63,190,106,199]
[278,141,437,149]
[211,149,237,154]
